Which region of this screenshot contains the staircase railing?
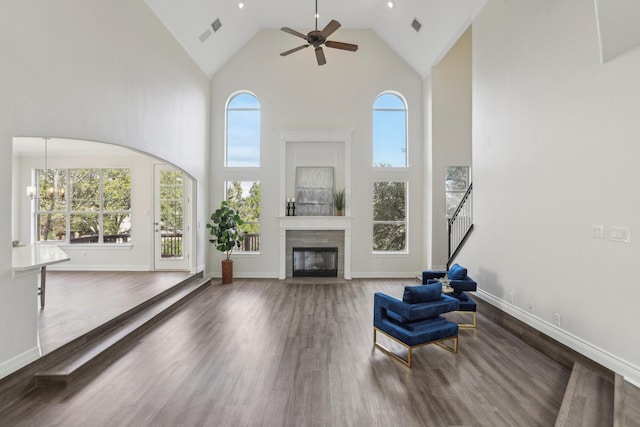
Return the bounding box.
[447,182,474,269]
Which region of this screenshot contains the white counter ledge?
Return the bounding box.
[12,245,70,272]
[13,245,70,309]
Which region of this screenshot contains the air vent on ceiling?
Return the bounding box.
[199,29,212,43]
[411,18,422,32]
[211,18,222,32]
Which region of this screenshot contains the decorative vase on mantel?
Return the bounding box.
[334,189,345,217]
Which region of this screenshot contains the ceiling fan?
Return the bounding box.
[280,0,358,66]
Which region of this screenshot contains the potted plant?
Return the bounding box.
[207,200,245,284]
[334,189,345,216]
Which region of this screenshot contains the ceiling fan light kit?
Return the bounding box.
[280,0,358,66]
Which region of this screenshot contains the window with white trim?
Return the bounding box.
[373,93,407,167]
[225,181,261,252]
[372,181,407,252]
[226,92,261,167]
[35,168,131,244]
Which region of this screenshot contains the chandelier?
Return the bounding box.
[26,138,66,200]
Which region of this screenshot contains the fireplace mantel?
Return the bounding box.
[279,216,352,280]
[278,128,354,281]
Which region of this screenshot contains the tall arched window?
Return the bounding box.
[226,92,260,167]
[373,93,407,167]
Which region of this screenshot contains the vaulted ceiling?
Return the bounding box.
[144,0,488,78]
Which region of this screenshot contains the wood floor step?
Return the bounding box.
[34,276,210,386]
[555,361,614,427]
[614,373,640,426]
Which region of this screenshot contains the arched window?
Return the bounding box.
[372,93,407,167]
[226,92,260,167]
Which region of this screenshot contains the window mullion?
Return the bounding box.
[65,169,71,244]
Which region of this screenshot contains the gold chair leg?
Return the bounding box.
[454,311,477,329]
[373,327,459,366]
[373,328,412,367]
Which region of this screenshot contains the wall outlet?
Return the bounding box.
[592,224,604,239]
[527,302,535,313]
[553,313,561,326]
[610,226,631,243]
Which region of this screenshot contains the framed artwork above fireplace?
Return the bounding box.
[295,166,334,216]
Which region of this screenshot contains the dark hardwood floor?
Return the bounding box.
[38,271,193,354]
[3,278,570,426]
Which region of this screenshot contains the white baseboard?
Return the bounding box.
[475,289,640,387]
[48,265,149,271]
[0,346,40,380]
[208,272,421,280]
[351,271,419,279]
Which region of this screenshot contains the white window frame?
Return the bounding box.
[225,91,261,168]
[34,168,132,245]
[372,92,408,168]
[372,180,408,253]
[224,180,261,254]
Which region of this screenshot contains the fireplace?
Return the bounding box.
[292,247,338,277]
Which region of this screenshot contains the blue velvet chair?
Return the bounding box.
[422,263,477,328]
[373,284,459,367]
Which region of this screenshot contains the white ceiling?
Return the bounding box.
[144,0,488,78]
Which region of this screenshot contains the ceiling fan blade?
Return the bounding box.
[280,45,310,56]
[325,41,358,52]
[320,20,341,38]
[281,27,308,40]
[315,47,327,66]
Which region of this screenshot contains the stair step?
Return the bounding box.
[34,275,210,386]
[555,362,614,427]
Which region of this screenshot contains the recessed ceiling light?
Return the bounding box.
[238,2,244,8]
[387,1,395,8]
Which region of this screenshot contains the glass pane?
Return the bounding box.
[373,182,406,221]
[161,233,183,258]
[446,192,465,217]
[373,94,406,167]
[374,93,405,109]
[373,223,406,251]
[70,213,100,244]
[103,213,131,243]
[445,166,470,191]
[226,181,260,252]
[37,169,66,211]
[373,110,406,167]
[37,213,66,242]
[70,169,100,211]
[228,93,260,109]
[227,109,261,166]
[160,170,184,258]
[103,169,131,211]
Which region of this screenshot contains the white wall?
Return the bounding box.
[425,28,473,269]
[210,30,424,278]
[467,0,640,384]
[0,0,209,378]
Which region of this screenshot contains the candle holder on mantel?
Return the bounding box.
[286,198,297,216]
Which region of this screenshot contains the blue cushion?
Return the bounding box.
[402,283,442,304]
[448,263,467,280]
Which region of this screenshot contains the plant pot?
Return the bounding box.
[221,259,233,284]
[335,209,344,216]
